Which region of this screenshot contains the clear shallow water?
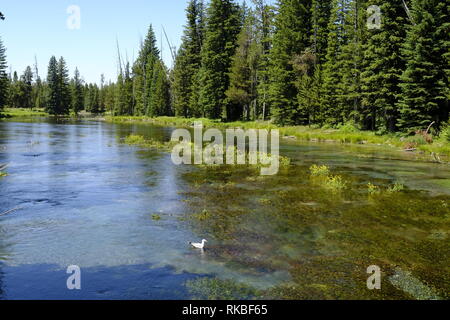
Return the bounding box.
[0,119,449,300]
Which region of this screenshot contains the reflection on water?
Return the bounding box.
[0,119,449,300]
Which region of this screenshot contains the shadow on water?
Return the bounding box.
[0,263,201,300]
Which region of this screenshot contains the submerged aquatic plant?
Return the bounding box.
[151,214,162,221]
[193,209,213,222]
[185,277,260,300]
[310,165,330,176]
[368,181,405,195]
[124,134,146,145]
[324,175,347,192]
[123,134,175,151]
[310,165,347,192]
[387,182,405,193]
[368,183,381,195]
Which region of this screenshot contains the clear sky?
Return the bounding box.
[0,0,190,84]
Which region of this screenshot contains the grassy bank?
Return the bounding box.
[106,115,450,159]
[1,108,49,118]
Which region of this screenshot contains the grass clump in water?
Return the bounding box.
[123,134,175,151]
[310,164,347,192]
[324,175,347,192]
[310,165,330,176]
[0,172,7,178]
[368,181,405,195]
[151,214,162,221]
[368,183,381,195]
[387,182,405,193]
[124,134,146,145]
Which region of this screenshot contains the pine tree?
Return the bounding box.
[398,0,449,131]
[46,56,59,115]
[104,82,116,114]
[148,60,171,117]
[46,56,71,115]
[88,84,100,114]
[8,71,20,108]
[0,36,8,113]
[360,1,408,132]
[123,62,135,116]
[20,66,33,109]
[114,73,125,116]
[321,0,353,125]
[57,57,71,115]
[173,0,204,118]
[32,58,46,110]
[268,0,313,125]
[99,74,106,113]
[71,67,84,115]
[197,0,242,120]
[226,8,259,121]
[252,0,276,121]
[292,48,321,125]
[310,0,332,65]
[133,25,160,115]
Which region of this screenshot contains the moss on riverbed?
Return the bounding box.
[179,162,450,300]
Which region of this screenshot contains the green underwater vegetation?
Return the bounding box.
[179,162,449,300]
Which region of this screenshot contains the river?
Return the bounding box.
[0,119,448,300]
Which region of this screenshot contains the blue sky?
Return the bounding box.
[0,0,190,84]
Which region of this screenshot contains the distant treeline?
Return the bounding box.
[0,0,448,133]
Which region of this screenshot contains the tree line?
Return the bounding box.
[0,0,448,133]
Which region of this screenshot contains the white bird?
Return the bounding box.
[189,239,207,249]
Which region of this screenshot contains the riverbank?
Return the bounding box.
[105,115,450,160]
[2,111,448,160]
[1,108,48,118]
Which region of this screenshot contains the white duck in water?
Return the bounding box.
[190,239,207,249]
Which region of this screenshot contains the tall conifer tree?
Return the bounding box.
[398,0,449,130]
[0,37,8,113]
[268,0,313,125]
[173,0,204,118]
[197,0,242,120]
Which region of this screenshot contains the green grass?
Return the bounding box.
[1,108,48,118]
